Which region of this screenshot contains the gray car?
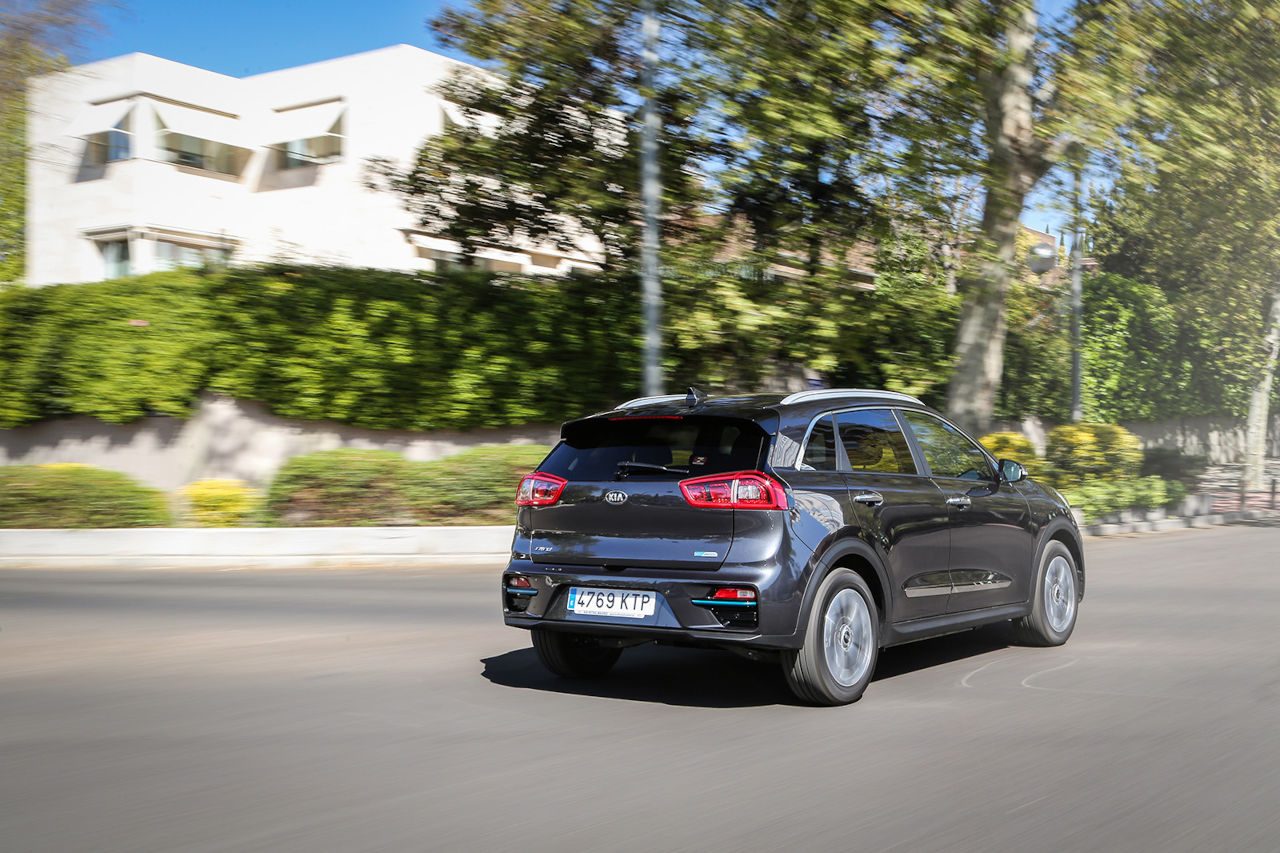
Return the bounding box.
[502,388,1083,705]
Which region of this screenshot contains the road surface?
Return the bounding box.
[2,523,1278,852]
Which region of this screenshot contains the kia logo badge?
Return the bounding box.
[604,490,628,505]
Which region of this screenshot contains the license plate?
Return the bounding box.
[567,587,657,619]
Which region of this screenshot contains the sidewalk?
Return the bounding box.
[4,507,1280,569]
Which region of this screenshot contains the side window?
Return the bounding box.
[836,409,917,475]
[900,411,994,481]
[800,416,846,471]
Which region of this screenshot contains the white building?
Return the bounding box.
[25,45,601,285]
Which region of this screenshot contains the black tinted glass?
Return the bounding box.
[836,409,917,475]
[540,417,768,480]
[801,416,845,471]
[901,411,993,480]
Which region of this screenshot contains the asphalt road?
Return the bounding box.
[3,524,1279,853]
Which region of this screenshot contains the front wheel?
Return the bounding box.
[782,569,880,705]
[531,629,622,678]
[1011,541,1079,646]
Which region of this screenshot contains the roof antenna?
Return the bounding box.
[685,386,706,407]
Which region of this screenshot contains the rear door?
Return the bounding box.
[835,408,952,621]
[897,410,1034,613]
[525,416,770,570]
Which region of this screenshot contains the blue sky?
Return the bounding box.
[84,0,464,76]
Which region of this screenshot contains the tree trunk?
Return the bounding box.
[944,0,1045,437]
[1243,287,1280,489]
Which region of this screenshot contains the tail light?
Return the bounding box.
[516,472,567,506]
[679,471,788,510]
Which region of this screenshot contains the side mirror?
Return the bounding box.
[999,459,1028,484]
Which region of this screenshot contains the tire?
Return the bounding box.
[531,629,622,678]
[1011,540,1079,646]
[782,569,880,706]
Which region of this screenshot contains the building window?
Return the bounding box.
[277,132,342,170]
[87,111,133,165]
[100,239,130,279]
[161,133,241,176]
[154,240,229,271]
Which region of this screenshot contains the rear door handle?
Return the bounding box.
[853,492,884,507]
[946,495,972,509]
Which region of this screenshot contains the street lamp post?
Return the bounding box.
[1069,167,1084,423]
[639,0,663,397]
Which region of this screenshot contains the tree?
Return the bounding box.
[893,0,1159,434]
[392,0,920,278]
[684,0,898,277]
[377,0,713,270]
[1090,1,1280,487]
[1,0,108,282]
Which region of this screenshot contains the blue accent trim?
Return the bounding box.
[505,588,538,596]
[691,599,757,607]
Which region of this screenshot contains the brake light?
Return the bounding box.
[516,472,567,506]
[679,471,789,510]
[709,587,756,601]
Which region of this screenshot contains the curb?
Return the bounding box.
[1081,508,1280,537]
[2,510,1277,570]
[0,526,514,570]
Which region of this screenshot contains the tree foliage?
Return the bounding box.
[1,0,108,281]
[1090,0,1280,429]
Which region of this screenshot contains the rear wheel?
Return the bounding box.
[531,629,622,678]
[1011,541,1079,646]
[782,569,880,705]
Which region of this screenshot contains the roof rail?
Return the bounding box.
[779,388,922,406]
[615,394,689,410]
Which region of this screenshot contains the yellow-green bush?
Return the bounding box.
[0,464,170,528]
[178,479,260,527]
[978,431,1036,460]
[1044,422,1142,490]
[978,431,1040,473]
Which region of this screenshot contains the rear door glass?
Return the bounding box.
[539,417,769,480]
[800,416,846,471]
[835,409,917,475]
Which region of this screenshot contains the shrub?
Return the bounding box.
[1044,422,1142,490]
[0,464,170,528]
[979,431,1036,460]
[398,445,552,524]
[262,445,553,526]
[1140,446,1208,488]
[1129,476,1169,511]
[263,449,415,526]
[1162,479,1189,511]
[978,431,1042,477]
[178,479,260,527]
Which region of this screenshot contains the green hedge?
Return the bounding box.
[263,445,551,526]
[0,266,640,431]
[0,464,170,528]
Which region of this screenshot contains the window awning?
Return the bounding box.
[440,101,500,136]
[154,104,250,149]
[268,102,345,146]
[65,101,134,138]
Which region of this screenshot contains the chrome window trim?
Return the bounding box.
[788,405,927,477]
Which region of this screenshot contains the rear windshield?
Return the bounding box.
[540,416,770,481]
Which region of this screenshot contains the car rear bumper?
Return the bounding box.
[501,558,805,649]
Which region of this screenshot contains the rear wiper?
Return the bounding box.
[615,461,690,479]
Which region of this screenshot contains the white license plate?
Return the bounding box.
[567,587,657,619]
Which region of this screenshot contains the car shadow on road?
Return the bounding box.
[481,627,1010,708]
